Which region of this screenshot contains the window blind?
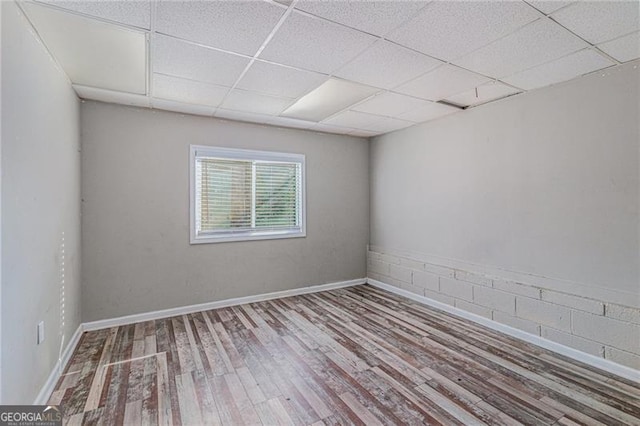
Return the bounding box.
[194,153,302,238]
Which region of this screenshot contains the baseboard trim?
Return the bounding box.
[367,278,640,382]
[83,278,366,332]
[34,324,84,404]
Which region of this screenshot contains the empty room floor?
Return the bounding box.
[50,285,640,425]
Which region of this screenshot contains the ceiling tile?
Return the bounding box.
[365,116,415,133]
[394,64,491,101]
[334,40,442,89]
[214,108,271,125]
[281,78,380,122]
[502,49,614,90]
[154,35,250,87]
[445,81,521,107]
[525,1,574,15]
[73,84,150,108]
[259,11,377,74]
[598,32,640,63]
[155,0,285,55]
[221,89,292,116]
[454,18,588,78]
[551,1,640,44]
[311,122,357,135]
[23,3,146,93]
[236,61,328,99]
[352,92,430,117]
[349,129,379,137]
[36,0,151,29]
[153,74,229,107]
[294,0,428,36]
[323,110,379,129]
[387,1,540,61]
[398,102,460,123]
[152,98,215,116]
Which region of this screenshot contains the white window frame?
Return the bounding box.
[190,145,306,244]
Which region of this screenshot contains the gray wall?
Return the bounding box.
[370,61,639,307]
[81,102,369,321]
[1,1,81,403]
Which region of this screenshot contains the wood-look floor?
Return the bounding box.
[50,285,640,425]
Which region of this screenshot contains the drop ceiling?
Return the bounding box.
[19,0,640,137]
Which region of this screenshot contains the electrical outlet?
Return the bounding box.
[37,321,45,345]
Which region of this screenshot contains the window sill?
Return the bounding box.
[190,230,306,244]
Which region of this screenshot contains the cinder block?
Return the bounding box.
[412,270,439,292]
[516,297,571,332]
[439,277,473,302]
[455,270,492,287]
[367,251,382,261]
[368,260,390,276]
[424,289,455,306]
[367,272,383,282]
[541,327,604,357]
[400,281,425,297]
[605,304,640,325]
[572,311,640,354]
[605,347,640,370]
[423,262,455,278]
[474,286,516,315]
[399,257,426,271]
[380,253,401,265]
[454,299,492,319]
[493,311,540,335]
[493,279,541,299]
[389,264,412,283]
[541,290,604,315]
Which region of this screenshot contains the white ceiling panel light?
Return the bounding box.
[294,0,428,37]
[551,1,640,45]
[525,1,574,15]
[335,40,442,90]
[36,0,152,29]
[236,61,328,99]
[454,18,588,78]
[445,82,521,107]
[259,11,377,74]
[598,32,640,63]
[398,101,460,123]
[323,110,380,129]
[502,49,614,90]
[151,98,215,117]
[155,0,286,56]
[73,85,150,108]
[282,78,380,122]
[23,2,146,94]
[395,64,491,101]
[221,89,293,116]
[154,35,250,87]
[153,74,229,107]
[388,1,540,62]
[352,92,431,117]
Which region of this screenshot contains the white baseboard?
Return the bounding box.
[34,324,84,404]
[83,278,365,332]
[367,278,640,382]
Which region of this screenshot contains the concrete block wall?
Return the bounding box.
[367,249,640,371]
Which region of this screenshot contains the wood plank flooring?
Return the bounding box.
[50,284,640,425]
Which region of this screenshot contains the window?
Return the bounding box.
[190,145,305,243]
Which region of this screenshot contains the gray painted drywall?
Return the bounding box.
[80,102,369,321]
[1,2,81,403]
[370,61,640,303]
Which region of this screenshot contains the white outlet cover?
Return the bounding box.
[37,321,45,345]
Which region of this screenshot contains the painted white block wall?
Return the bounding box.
[1,1,81,403]
[370,60,639,306]
[80,102,369,322]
